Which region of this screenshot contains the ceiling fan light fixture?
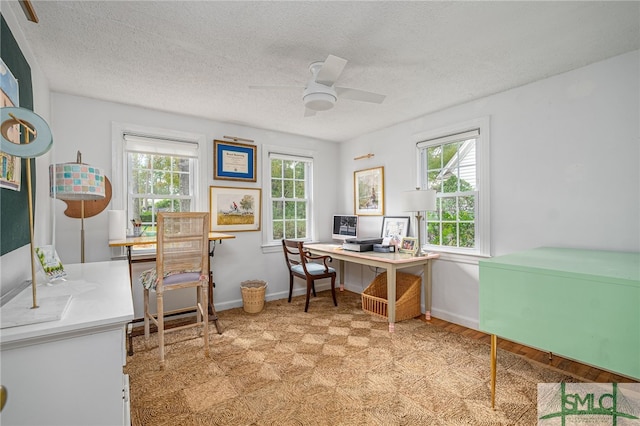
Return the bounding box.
[303,92,336,111]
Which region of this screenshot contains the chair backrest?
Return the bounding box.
[157,212,209,285]
[282,239,304,272]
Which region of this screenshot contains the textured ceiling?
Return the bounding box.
[5,1,640,142]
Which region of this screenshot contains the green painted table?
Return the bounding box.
[479,247,640,407]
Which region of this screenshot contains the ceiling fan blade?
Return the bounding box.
[336,87,386,104]
[249,85,302,90]
[315,55,347,86]
[304,108,317,117]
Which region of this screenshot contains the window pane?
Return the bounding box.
[283,160,295,179]
[284,220,296,238]
[427,146,441,169]
[296,220,306,238]
[294,180,305,198]
[283,180,294,198]
[458,196,475,220]
[459,222,475,248]
[441,197,456,220]
[284,201,296,219]
[442,223,457,246]
[273,221,283,240]
[294,162,305,180]
[271,159,283,178]
[427,170,441,192]
[427,222,440,245]
[296,201,306,219]
[271,179,282,198]
[272,201,283,220]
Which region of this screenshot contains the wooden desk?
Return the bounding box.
[479,247,640,408]
[306,243,439,332]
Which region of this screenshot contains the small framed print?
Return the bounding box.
[354,166,384,216]
[213,140,257,182]
[381,216,410,246]
[399,237,418,255]
[209,186,261,232]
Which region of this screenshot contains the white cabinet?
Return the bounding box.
[0,261,134,426]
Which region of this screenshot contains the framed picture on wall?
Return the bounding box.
[381,216,410,246]
[213,139,257,182]
[209,186,261,232]
[354,166,384,216]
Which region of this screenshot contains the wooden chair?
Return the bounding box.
[282,239,337,312]
[141,212,210,368]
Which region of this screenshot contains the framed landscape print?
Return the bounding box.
[354,166,384,216]
[213,139,257,182]
[209,186,261,232]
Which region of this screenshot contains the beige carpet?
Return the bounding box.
[126,290,580,425]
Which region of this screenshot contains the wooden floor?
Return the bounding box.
[425,316,637,383]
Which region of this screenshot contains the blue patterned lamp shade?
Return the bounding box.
[49,162,105,201]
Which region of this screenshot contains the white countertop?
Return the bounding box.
[0,260,134,349]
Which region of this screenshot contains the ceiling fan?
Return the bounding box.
[250,54,386,117]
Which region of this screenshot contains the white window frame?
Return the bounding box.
[262,144,315,249]
[111,122,205,255]
[413,116,491,258]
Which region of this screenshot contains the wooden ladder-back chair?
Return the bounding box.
[141,212,210,368]
[282,239,337,312]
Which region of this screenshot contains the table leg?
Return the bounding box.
[424,260,432,320]
[491,334,497,409]
[339,259,345,291]
[387,266,397,332]
[208,240,223,334]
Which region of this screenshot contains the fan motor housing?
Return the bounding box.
[303,81,337,111]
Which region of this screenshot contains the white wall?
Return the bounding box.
[0,4,53,295]
[49,93,339,316]
[338,50,640,329]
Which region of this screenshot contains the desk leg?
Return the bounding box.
[424,260,432,321]
[208,240,223,334]
[387,266,397,333]
[339,259,345,292]
[126,246,134,356]
[491,334,497,409]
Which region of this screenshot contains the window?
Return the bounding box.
[124,135,199,232]
[111,123,203,254]
[265,150,313,244]
[416,118,490,256]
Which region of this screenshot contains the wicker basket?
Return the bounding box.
[361,272,421,321]
[240,280,268,314]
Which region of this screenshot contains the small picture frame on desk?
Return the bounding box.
[381,216,410,247]
[399,237,418,255]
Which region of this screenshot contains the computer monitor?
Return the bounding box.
[332,214,358,241]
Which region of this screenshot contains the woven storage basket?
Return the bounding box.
[361,271,421,321]
[240,280,267,313]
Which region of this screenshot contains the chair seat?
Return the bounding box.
[140,269,202,290]
[291,263,336,276]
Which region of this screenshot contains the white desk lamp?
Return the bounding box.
[402,188,437,256]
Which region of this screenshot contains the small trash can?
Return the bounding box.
[240,280,267,313]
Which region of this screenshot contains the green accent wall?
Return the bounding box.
[0,14,35,256]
